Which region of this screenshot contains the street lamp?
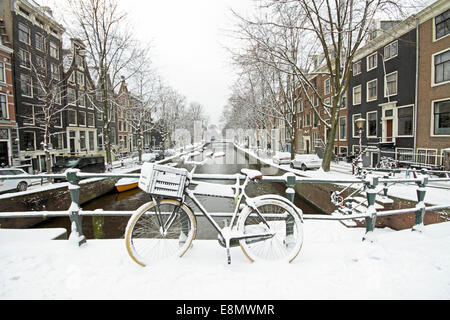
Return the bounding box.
[355,117,366,174]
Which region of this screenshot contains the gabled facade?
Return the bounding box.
[116,78,135,155]
[2,0,65,172]
[63,38,103,157]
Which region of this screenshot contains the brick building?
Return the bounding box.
[0,20,17,167]
[415,0,450,167]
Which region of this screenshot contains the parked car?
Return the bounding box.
[52,156,105,182]
[151,150,165,161]
[272,152,292,165]
[290,154,322,171]
[0,168,35,193]
[142,153,156,163]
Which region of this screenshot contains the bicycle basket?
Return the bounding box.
[139,163,188,200]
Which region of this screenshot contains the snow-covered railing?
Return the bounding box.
[1,170,449,245]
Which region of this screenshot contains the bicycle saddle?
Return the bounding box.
[241,169,263,180]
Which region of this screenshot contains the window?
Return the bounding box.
[55,133,64,150]
[385,72,398,97]
[89,131,95,151]
[23,131,35,151]
[367,111,377,137]
[67,88,76,105]
[35,56,45,73]
[313,112,318,128]
[324,78,330,95]
[18,22,30,44]
[396,148,414,163]
[80,131,86,150]
[341,93,347,109]
[35,33,45,51]
[433,99,450,135]
[352,85,361,105]
[352,113,361,138]
[22,105,34,125]
[434,49,450,85]
[50,63,60,80]
[78,94,86,107]
[305,113,311,127]
[53,112,62,128]
[77,72,84,87]
[49,42,59,59]
[397,106,413,136]
[384,41,398,60]
[87,112,94,127]
[353,61,361,76]
[19,49,31,69]
[68,109,77,125]
[0,62,5,82]
[367,53,377,71]
[417,149,437,165]
[79,111,86,126]
[367,79,377,102]
[324,98,331,113]
[435,9,450,40]
[20,74,32,97]
[297,99,303,112]
[0,94,7,119]
[339,116,346,140]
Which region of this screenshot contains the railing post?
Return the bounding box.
[284,172,296,203]
[412,177,428,233]
[66,169,86,246]
[363,177,378,242]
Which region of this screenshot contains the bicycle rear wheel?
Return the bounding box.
[125,199,196,267]
[238,198,303,263]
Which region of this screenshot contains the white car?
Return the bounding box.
[290,154,322,171]
[272,152,292,165]
[0,168,34,193]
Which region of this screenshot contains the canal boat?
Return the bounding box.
[115,178,139,193]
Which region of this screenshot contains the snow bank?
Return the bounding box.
[1,221,449,299]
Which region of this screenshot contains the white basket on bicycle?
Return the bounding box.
[138,163,189,200]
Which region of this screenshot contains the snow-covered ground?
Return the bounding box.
[1,220,449,299]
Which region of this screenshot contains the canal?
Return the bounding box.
[33,143,317,239]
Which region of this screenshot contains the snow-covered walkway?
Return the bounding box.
[1,220,449,300]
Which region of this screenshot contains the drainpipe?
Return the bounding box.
[414,18,419,157]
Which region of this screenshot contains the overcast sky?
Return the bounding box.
[40,0,256,126]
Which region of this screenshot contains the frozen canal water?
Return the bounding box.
[34,143,316,239]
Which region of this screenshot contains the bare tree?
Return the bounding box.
[230,0,410,170]
[64,0,150,166]
[20,55,71,173]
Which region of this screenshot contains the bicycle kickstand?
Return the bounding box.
[225,238,232,265]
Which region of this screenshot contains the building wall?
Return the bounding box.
[0,42,17,167]
[416,7,450,165]
[348,28,417,166]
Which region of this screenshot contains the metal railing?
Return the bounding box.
[0,169,449,246]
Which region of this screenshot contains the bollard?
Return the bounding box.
[284,172,297,203]
[363,177,378,242]
[412,177,428,233]
[66,169,86,246]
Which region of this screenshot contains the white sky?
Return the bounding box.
[40,0,257,126]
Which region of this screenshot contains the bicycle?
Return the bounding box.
[124,163,304,267]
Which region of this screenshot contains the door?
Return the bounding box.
[372,152,379,168]
[306,139,310,154]
[0,141,8,167]
[386,119,393,142]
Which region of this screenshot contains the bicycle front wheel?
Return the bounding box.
[238,198,303,263]
[125,199,196,267]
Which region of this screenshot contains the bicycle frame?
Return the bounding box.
[183,176,274,243]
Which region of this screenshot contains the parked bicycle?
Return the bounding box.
[125,163,304,267]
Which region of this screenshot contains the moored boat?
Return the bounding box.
[115,178,139,193]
